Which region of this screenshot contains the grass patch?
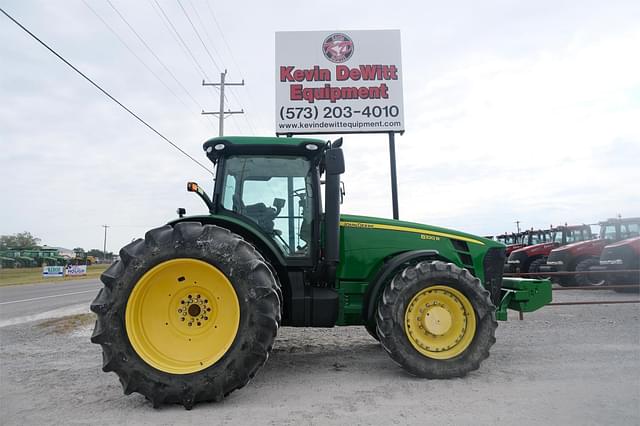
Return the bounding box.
[0,264,110,287]
[35,313,96,334]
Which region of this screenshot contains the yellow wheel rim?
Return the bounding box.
[404,285,476,360]
[125,258,240,374]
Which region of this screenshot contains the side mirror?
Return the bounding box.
[187,181,214,213]
[176,207,186,218]
[325,148,345,175]
[273,198,285,209]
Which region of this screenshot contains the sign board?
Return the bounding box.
[66,264,87,276]
[42,265,64,277]
[276,30,404,135]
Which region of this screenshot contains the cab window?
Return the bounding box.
[220,155,313,257]
[601,225,618,239]
[622,223,639,238]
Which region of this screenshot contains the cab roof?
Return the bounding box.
[203,136,328,163]
[204,136,326,147]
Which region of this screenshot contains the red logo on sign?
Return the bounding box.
[322,33,354,63]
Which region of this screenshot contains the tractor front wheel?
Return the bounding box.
[90,222,280,409]
[528,258,548,279]
[575,258,606,287]
[376,261,496,378]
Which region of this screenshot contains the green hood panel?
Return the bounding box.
[337,214,503,282]
[340,214,499,247]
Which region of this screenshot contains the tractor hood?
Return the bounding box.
[511,242,557,257]
[551,238,608,255]
[339,214,501,248]
[604,236,640,250]
[337,214,505,287]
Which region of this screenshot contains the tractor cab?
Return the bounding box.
[551,224,593,245]
[522,229,553,245]
[598,217,640,241]
[218,154,314,256]
[191,137,326,257]
[189,136,344,288]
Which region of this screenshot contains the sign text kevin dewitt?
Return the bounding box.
[275,30,405,135]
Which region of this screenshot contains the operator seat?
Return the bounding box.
[232,194,280,234]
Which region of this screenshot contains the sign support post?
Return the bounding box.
[388,132,399,220]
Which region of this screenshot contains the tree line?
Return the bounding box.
[0,231,114,260]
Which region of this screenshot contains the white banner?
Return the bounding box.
[66,264,87,276]
[276,30,404,135]
[43,266,64,277]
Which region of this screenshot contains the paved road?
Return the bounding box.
[0,279,102,326]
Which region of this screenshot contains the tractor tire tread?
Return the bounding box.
[90,222,280,409]
[575,258,606,287]
[375,260,497,379]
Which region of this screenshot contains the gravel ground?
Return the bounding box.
[1,288,639,425]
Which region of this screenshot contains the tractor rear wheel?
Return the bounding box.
[90,222,280,409]
[376,261,496,378]
[575,258,606,287]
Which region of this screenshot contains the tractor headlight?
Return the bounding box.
[214,143,226,151]
[546,261,563,265]
[507,260,520,264]
[600,259,623,265]
[305,143,319,151]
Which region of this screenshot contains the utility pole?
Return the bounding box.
[202,70,244,136]
[102,225,110,262]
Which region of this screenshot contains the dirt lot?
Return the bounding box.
[1,289,638,425]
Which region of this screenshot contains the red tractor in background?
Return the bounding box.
[541,217,640,286]
[503,228,553,273]
[590,236,640,293]
[506,224,593,275]
[497,232,523,256]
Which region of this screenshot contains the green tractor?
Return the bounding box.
[91,136,550,409]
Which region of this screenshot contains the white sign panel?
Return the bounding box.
[66,264,87,276]
[43,265,64,277]
[276,30,404,135]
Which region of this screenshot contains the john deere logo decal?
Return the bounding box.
[322,33,354,63]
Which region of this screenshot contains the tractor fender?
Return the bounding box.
[362,249,439,325]
[167,215,287,269]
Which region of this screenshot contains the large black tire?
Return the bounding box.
[528,258,548,279]
[556,275,577,287]
[611,271,640,293]
[90,222,280,409]
[364,322,379,341]
[575,258,606,287]
[376,261,497,378]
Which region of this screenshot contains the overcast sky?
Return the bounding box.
[1,0,639,253]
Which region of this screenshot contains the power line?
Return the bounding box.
[82,0,206,129]
[177,0,221,74]
[104,0,208,116]
[205,1,245,81]
[153,0,210,80]
[145,0,220,132]
[186,0,254,135]
[205,0,261,134]
[185,0,226,76]
[0,7,213,176]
